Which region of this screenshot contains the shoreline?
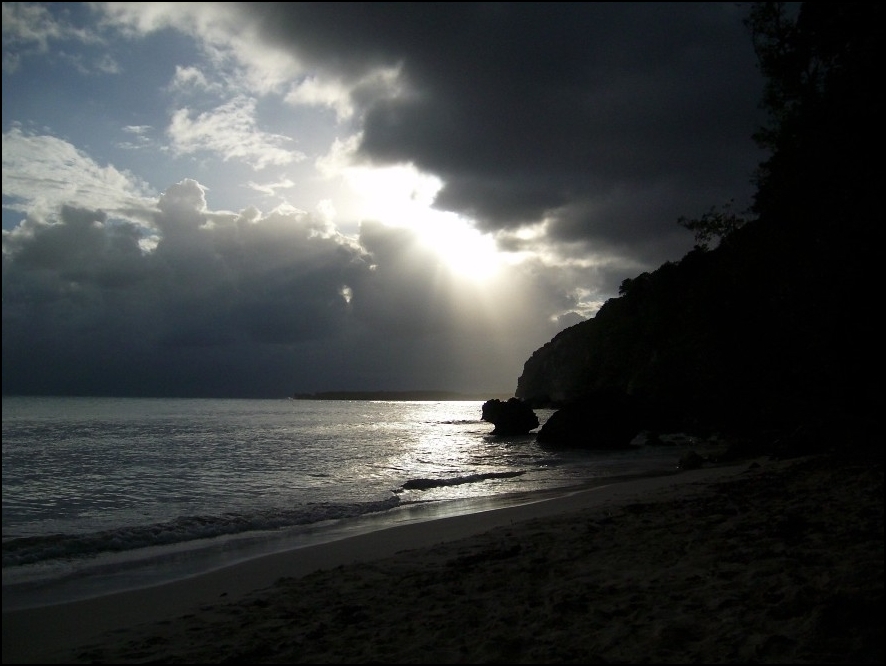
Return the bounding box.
[1,465,687,614]
[3,453,882,663]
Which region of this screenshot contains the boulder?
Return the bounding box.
[677,450,707,470]
[536,389,643,449]
[481,398,539,436]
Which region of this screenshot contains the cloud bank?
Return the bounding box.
[2,3,766,397]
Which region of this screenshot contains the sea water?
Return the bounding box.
[2,396,691,610]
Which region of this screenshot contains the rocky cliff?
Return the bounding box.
[515,3,882,442]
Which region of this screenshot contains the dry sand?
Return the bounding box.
[2,452,882,664]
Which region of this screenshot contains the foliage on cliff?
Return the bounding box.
[516,2,882,437]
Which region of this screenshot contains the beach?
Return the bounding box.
[3,451,882,664]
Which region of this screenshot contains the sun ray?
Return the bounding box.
[339,161,504,283]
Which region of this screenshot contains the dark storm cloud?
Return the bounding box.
[249,2,764,262]
[2,180,563,397]
[2,2,771,398]
[2,181,360,396]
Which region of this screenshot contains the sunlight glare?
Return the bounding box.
[340,162,504,282]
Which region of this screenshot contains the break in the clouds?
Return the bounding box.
[2,2,766,397]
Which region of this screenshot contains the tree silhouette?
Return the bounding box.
[745,2,882,232]
[520,3,884,440]
[677,200,747,251]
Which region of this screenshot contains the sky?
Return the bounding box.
[2,2,766,398]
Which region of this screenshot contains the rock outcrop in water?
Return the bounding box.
[535,389,644,450]
[481,398,539,436]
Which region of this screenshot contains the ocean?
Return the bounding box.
[2,396,693,611]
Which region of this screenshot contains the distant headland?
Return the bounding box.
[290,390,513,401]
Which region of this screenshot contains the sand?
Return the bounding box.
[2,452,882,664]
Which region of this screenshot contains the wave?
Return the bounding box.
[2,496,403,568]
[401,470,525,490]
[3,472,537,569]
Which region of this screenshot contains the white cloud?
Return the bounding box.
[116,125,155,151]
[96,3,405,125]
[245,177,296,197]
[1,126,157,224]
[166,96,305,169]
[2,1,105,72]
[95,2,305,95]
[316,198,336,224]
[93,51,120,74]
[284,76,355,121]
[284,66,404,123]
[168,65,222,94]
[315,133,362,178]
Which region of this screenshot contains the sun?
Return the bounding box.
[340,162,504,283]
[412,211,502,282]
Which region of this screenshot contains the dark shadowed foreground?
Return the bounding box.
[7,452,883,664]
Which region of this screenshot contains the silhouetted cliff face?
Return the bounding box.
[516,238,746,431]
[516,214,881,436]
[517,3,883,440]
